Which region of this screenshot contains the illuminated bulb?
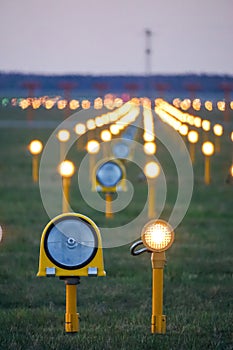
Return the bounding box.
[110,125,119,135]
[141,220,174,252]
[188,130,199,144]
[179,124,189,136]
[213,124,223,136]
[74,123,86,135]
[69,100,80,110]
[144,161,160,179]
[57,129,70,142]
[144,142,156,155]
[58,160,75,178]
[202,141,214,156]
[86,140,100,154]
[202,120,211,132]
[82,100,91,109]
[86,119,96,130]
[28,140,43,155]
[194,117,202,128]
[143,131,154,142]
[100,130,112,142]
[231,131,233,142]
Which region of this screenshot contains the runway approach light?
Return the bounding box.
[130,219,174,334]
[202,141,214,185]
[28,139,43,183]
[93,159,126,218]
[58,160,75,213]
[37,213,106,333]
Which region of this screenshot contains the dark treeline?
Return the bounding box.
[0,72,233,97]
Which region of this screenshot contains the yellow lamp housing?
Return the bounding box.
[37,213,106,277]
[92,159,127,193]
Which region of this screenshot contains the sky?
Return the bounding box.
[0,0,233,76]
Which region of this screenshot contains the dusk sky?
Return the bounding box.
[1,0,232,75]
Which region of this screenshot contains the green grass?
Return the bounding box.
[0,106,232,349]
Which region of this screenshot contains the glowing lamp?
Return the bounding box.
[100,130,112,142]
[202,120,211,132]
[57,129,70,142]
[144,162,160,179]
[179,124,188,136]
[74,123,86,136]
[141,220,174,252]
[28,140,43,155]
[144,142,156,155]
[187,130,199,144]
[213,124,223,136]
[86,140,100,154]
[202,141,214,157]
[58,160,75,178]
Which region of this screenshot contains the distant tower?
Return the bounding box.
[145,29,152,96]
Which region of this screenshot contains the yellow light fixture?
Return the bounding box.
[28,140,43,183]
[58,160,75,213]
[231,131,233,142]
[130,219,175,334]
[202,141,214,185]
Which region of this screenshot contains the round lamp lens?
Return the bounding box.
[96,161,123,187]
[44,216,98,269]
[112,142,130,158]
[29,140,43,155]
[142,220,174,252]
[59,160,75,178]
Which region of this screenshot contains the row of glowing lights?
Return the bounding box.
[5,96,125,111]
[48,101,140,154]
[155,99,226,137]
[173,98,233,112]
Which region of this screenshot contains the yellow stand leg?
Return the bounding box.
[65,283,79,333]
[32,155,39,183]
[189,143,195,164]
[106,193,113,219]
[204,156,211,185]
[62,177,70,213]
[89,154,95,181]
[151,252,166,334]
[148,182,155,219]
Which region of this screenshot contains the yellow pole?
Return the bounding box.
[62,177,70,213]
[60,142,65,162]
[151,252,166,334]
[189,143,195,164]
[215,136,220,153]
[89,154,96,181]
[148,181,155,219]
[105,193,113,218]
[204,156,211,185]
[32,155,39,183]
[203,132,208,142]
[65,284,79,333]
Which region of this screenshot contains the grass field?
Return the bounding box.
[0,105,232,350]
